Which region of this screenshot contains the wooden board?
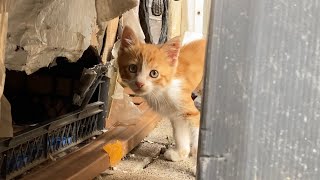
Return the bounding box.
[101,17,119,64]
[168,0,182,38]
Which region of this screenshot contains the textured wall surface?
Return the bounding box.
[198,0,320,179]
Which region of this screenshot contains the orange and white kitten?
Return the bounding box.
[117,26,206,161]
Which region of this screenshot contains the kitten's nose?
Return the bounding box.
[135,81,144,88]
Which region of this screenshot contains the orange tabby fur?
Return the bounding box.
[117,26,206,162]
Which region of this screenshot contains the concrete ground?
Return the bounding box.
[95,118,196,180]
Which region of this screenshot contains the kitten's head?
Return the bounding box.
[117,26,181,96]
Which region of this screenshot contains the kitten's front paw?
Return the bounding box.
[164,148,189,162]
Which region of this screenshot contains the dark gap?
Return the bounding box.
[134,102,142,106]
[4,46,101,127]
[99,28,107,57]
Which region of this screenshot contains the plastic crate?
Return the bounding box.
[0,63,109,179]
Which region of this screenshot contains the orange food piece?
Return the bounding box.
[103,140,124,166]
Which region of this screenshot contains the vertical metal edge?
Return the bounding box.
[196,0,217,179]
[98,76,110,130]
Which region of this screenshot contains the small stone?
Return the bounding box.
[194,96,202,110]
[143,157,153,164]
[128,153,135,158]
[101,129,108,133]
[160,147,167,154]
[100,169,116,175]
[145,140,154,144]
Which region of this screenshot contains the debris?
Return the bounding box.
[101,129,108,133]
[56,152,67,158]
[49,154,56,161]
[100,169,116,176]
[145,140,155,144]
[6,0,97,74]
[110,166,118,171]
[66,145,80,153]
[142,157,154,169]
[103,140,124,166]
[128,153,135,158]
[160,147,166,154]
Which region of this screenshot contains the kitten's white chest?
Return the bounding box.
[144,79,182,116]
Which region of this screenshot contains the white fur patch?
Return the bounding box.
[164,117,191,161]
[172,117,190,150]
[144,79,183,116]
[166,79,182,107]
[191,127,199,157]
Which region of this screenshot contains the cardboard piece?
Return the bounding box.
[4,0,139,75]
[0,95,13,137]
[95,0,138,24]
[0,2,12,137]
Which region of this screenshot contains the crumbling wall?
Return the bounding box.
[4,0,139,75]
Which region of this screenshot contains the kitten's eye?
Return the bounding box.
[149,70,159,78]
[128,64,137,73]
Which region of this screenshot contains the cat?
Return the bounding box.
[117,26,206,162]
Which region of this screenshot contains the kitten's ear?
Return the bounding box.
[161,36,181,65]
[121,26,138,49]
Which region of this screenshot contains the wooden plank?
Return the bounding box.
[23,104,160,180]
[168,0,182,38]
[22,139,110,180]
[0,0,13,138]
[202,0,211,37]
[101,17,119,64]
[90,23,100,50]
[102,108,159,167]
[0,0,8,96]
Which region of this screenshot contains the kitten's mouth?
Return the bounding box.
[132,88,149,96]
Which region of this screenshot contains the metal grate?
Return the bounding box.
[47,114,99,154]
[5,135,46,176]
[0,64,109,179]
[0,102,104,180]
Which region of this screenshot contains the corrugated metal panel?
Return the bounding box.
[197,0,320,179]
